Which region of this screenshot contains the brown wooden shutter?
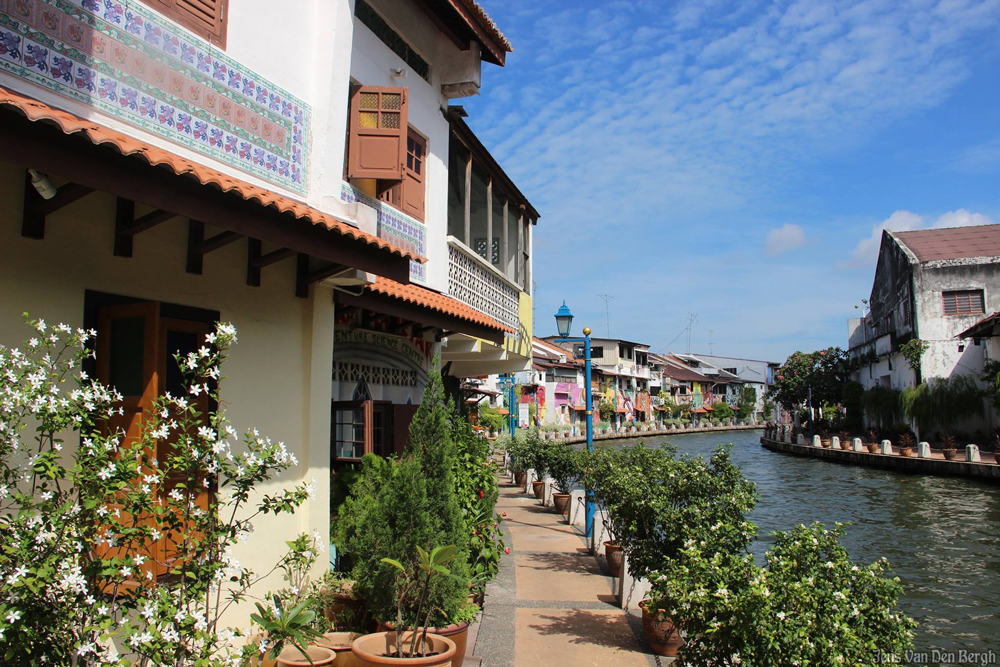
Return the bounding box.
[139,0,228,47]
[401,131,426,221]
[348,86,408,181]
[392,404,420,456]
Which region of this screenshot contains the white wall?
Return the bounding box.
[0,158,333,629]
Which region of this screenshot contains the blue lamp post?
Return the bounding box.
[552,301,595,540]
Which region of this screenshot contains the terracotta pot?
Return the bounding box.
[532,480,545,500]
[604,542,623,578]
[639,600,682,657]
[275,645,337,667]
[943,449,959,460]
[866,443,878,453]
[821,440,832,448]
[552,493,571,516]
[899,447,914,457]
[840,440,851,450]
[514,472,526,487]
[315,632,364,666]
[378,622,469,667]
[351,631,456,667]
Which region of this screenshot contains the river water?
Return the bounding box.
[624,429,1000,661]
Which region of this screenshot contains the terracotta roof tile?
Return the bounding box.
[0,85,424,264]
[894,224,1000,262]
[365,277,512,333]
[460,0,512,51]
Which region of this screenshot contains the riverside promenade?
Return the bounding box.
[472,477,660,666]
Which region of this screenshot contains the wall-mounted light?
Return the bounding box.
[959,342,966,352]
[390,67,407,78]
[28,169,57,200]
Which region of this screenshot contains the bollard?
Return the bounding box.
[966,444,981,462]
[880,439,893,455]
[796,434,806,445]
[918,442,932,458]
[831,436,840,449]
[852,438,864,452]
[785,431,792,444]
[813,435,822,448]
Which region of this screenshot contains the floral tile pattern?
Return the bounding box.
[0,0,309,193]
[340,182,427,284]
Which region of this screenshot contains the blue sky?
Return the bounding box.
[461,0,1000,363]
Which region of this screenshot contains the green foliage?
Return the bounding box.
[599,398,616,420]
[655,524,916,666]
[841,381,865,431]
[477,402,505,433]
[862,386,902,428]
[899,338,929,373]
[711,401,734,420]
[901,376,983,435]
[337,371,470,627]
[737,386,757,420]
[249,595,322,662]
[980,359,1000,417]
[0,318,313,665]
[381,545,459,658]
[772,348,850,410]
[544,441,580,494]
[504,429,532,474]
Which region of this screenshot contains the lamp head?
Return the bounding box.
[554,301,573,338]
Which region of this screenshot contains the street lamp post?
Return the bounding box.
[502,375,516,435]
[553,302,596,540]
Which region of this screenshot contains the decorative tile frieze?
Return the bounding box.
[340,181,426,283]
[0,0,309,193]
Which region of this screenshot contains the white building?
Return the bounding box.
[0,0,533,624]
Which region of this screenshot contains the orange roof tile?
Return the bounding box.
[366,277,512,333]
[460,0,512,51]
[0,85,423,264]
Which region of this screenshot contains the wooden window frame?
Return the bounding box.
[140,0,229,48]
[379,126,427,222]
[942,289,985,316]
[347,85,408,182]
[332,399,395,462]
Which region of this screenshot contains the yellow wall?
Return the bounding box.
[0,159,332,629]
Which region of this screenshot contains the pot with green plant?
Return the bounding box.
[504,431,530,488]
[250,595,335,667]
[866,428,880,453]
[546,442,579,518]
[941,435,960,460]
[897,433,916,457]
[351,546,459,667]
[839,430,853,450]
[638,597,683,657]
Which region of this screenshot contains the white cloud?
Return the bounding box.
[932,209,993,229]
[765,224,807,256]
[842,209,994,269]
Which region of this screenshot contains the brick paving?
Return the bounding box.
[472,477,660,667]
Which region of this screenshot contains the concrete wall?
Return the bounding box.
[0,158,333,628]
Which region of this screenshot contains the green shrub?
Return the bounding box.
[545,441,580,494]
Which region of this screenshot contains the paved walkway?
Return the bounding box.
[473,478,659,667]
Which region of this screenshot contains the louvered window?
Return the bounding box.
[141,0,228,47]
[348,86,408,181]
[942,290,984,315]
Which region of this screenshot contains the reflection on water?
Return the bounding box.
[626,430,1000,659]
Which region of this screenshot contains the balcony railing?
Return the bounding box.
[340,182,426,283]
[447,239,519,331]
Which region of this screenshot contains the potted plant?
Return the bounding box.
[941,435,960,461]
[525,432,549,501]
[897,433,916,457]
[250,595,335,667]
[546,442,579,518]
[638,597,683,657]
[505,431,530,488]
[866,428,880,454]
[351,546,459,667]
[577,447,625,577]
[839,431,853,450]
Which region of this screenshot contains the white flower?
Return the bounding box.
[776,611,786,621]
[6,610,22,623]
[120,566,132,578]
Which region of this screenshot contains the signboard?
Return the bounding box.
[518,404,530,429]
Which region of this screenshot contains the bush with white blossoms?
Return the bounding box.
[652,523,916,666]
[0,315,315,666]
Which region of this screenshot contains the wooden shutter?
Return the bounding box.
[943,290,984,315]
[348,86,408,181]
[401,131,426,221]
[392,404,420,456]
[139,0,228,47]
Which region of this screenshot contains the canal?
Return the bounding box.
[627,429,1000,660]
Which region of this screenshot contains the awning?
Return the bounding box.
[691,408,708,414]
[335,276,511,344]
[495,408,510,415]
[957,312,1000,339]
[702,405,715,411]
[615,407,628,414]
[0,85,420,283]
[572,405,586,411]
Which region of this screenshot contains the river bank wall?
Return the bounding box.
[760,436,1000,484]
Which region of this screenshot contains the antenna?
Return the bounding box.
[707,329,714,355]
[597,294,614,338]
[686,313,698,354]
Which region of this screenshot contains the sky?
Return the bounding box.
[461,0,1000,363]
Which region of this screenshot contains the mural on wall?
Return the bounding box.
[340,182,426,283]
[0,0,309,193]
